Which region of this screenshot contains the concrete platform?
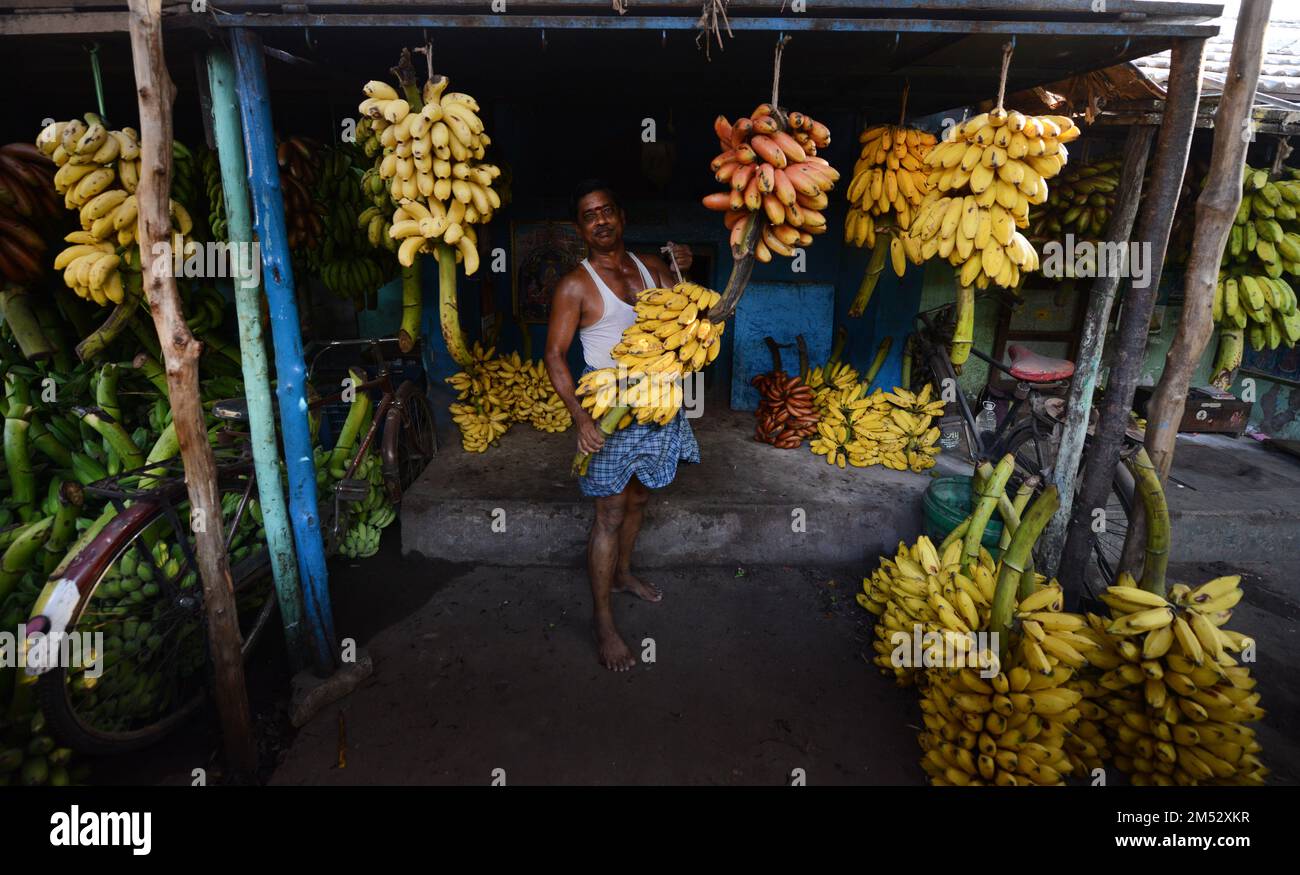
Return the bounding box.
[401,412,1300,568]
[401,410,931,568]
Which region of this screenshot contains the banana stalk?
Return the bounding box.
[572,404,629,477]
[26,416,74,469]
[864,335,893,388]
[1210,327,1243,391]
[989,486,1059,660]
[1125,447,1169,597]
[328,368,373,471]
[0,520,39,553]
[75,269,145,362]
[940,518,971,554]
[399,260,422,354]
[964,454,1014,570]
[95,363,121,424]
[34,302,75,375]
[131,353,170,396]
[73,406,144,471]
[41,482,83,575]
[0,516,53,604]
[4,406,36,522]
[127,311,163,361]
[0,283,54,361]
[49,505,116,580]
[829,325,847,365]
[900,334,913,390]
[848,235,890,318]
[138,423,178,490]
[436,243,472,367]
[951,284,975,367]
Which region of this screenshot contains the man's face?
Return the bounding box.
[576,190,624,250]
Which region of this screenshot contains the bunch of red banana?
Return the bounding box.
[701,105,839,263]
[751,370,819,448]
[278,136,325,251]
[0,143,59,284]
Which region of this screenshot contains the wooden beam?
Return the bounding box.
[1143,0,1272,482]
[126,0,256,777]
[1056,36,1206,596]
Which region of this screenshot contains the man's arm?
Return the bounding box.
[544,274,606,454]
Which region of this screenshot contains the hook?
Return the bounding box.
[541,28,547,52]
[303,27,316,52]
[662,29,667,49]
[891,32,900,54]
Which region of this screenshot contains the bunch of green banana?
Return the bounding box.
[358,76,501,271]
[199,146,227,242]
[339,520,383,559]
[0,708,85,787]
[1028,157,1119,241]
[309,148,396,308]
[1210,166,1300,380]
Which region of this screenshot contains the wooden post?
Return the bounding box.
[1038,125,1155,578]
[1143,0,1272,483]
[1057,37,1206,596]
[125,0,256,775]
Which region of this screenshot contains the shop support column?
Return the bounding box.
[231,27,336,674]
[206,46,310,672]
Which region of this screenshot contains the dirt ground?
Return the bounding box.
[86,528,1300,787]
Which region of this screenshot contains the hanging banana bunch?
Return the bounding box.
[844,121,936,317]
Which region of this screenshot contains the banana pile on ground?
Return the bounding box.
[1028,157,1118,241]
[801,360,859,415]
[494,352,573,434]
[38,116,194,307]
[1080,576,1267,785]
[0,143,59,285]
[357,76,501,270]
[843,125,937,315]
[446,342,510,452]
[700,105,838,262]
[751,371,818,448]
[1209,166,1300,380]
[861,475,1094,785]
[810,383,943,472]
[903,110,1079,290]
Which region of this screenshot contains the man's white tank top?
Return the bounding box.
[578,253,656,370]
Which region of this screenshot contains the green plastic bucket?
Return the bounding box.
[922,476,1003,556]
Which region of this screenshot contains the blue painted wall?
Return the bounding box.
[732,281,835,410]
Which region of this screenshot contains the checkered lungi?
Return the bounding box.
[578,367,701,498]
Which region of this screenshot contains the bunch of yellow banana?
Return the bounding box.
[576,366,623,420]
[494,352,572,433]
[901,109,1079,291]
[860,534,1000,685]
[809,383,943,473]
[844,125,936,273]
[877,385,946,472]
[38,117,192,306]
[1076,575,1267,785]
[358,77,500,270]
[448,401,510,453]
[612,282,726,375]
[801,360,859,414]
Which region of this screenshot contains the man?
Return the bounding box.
[544,180,698,672]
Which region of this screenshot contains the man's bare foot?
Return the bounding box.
[593,615,638,672]
[612,571,663,603]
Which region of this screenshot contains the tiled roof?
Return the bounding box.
[1135,0,1300,104]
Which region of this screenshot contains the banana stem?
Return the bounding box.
[572,404,628,476]
[1126,447,1170,597]
[328,367,373,470]
[964,455,1014,570]
[437,243,472,368]
[76,269,144,362]
[138,422,178,490]
[989,486,1059,660]
[828,325,847,365]
[864,335,893,388]
[49,505,116,580]
[96,362,121,424]
[41,482,83,575]
[4,406,35,522]
[1210,327,1243,391]
[27,416,74,469]
[939,518,970,554]
[399,259,422,354]
[951,284,975,368]
[74,406,144,471]
[848,237,890,318]
[0,515,53,603]
[0,283,54,361]
[131,353,170,396]
[900,333,913,390]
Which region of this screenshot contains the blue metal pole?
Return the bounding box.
[206,46,310,674]
[231,27,336,675]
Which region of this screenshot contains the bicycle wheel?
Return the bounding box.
[1001,423,1133,588]
[382,380,436,499]
[36,478,276,755]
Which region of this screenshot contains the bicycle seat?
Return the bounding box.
[1006,344,1075,383]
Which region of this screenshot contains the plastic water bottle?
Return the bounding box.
[976,400,998,442]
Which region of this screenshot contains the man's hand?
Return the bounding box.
[666,243,693,275]
[577,411,607,455]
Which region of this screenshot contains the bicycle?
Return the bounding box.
[23,337,436,755]
[907,302,1139,589]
